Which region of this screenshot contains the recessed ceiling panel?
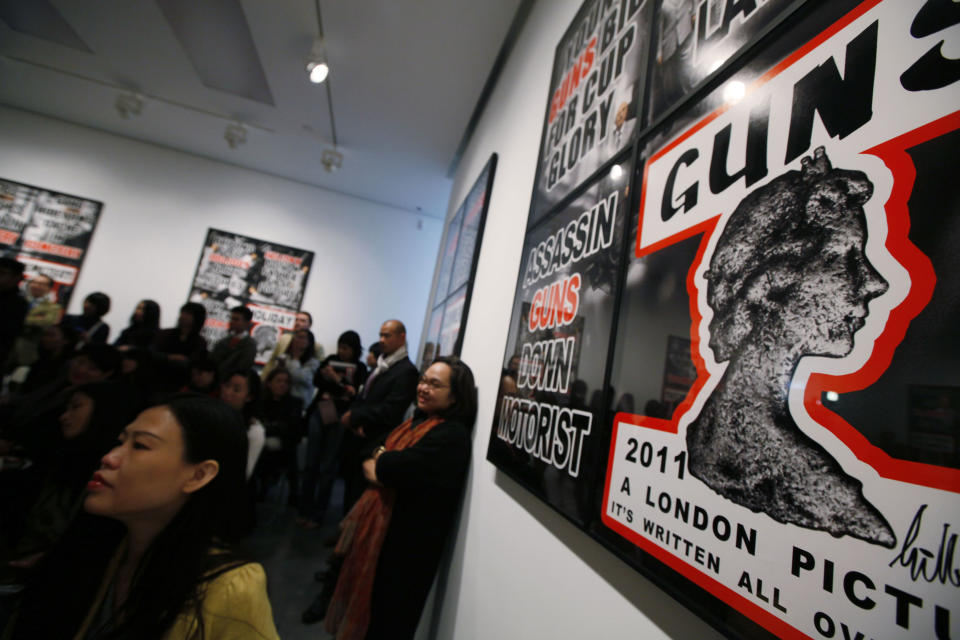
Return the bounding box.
[0,0,91,52]
[156,0,274,105]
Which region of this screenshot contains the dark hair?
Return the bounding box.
[431,356,477,426]
[13,395,250,640]
[190,352,217,373]
[131,299,161,331]
[263,367,291,398]
[224,369,260,423]
[0,255,25,275]
[43,322,77,352]
[284,329,316,364]
[230,305,253,323]
[187,354,219,394]
[107,395,250,639]
[179,302,207,338]
[369,342,383,358]
[297,310,313,325]
[73,343,121,377]
[164,394,250,539]
[337,330,362,360]
[84,292,111,318]
[57,381,141,487]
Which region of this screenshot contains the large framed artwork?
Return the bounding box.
[0,178,102,308]
[646,0,807,126]
[418,154,497,370]
[489,1,960,638]
[528,0,653,228]
[188,229,313,365]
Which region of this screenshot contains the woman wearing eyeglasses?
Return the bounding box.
[303,356,477,640]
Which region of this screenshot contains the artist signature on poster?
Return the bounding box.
[889,505,960,587]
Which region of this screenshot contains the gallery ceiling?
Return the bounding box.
[0,0,525,218]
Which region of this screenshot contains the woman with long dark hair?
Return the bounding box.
[153,303,208,393]
[8,394,280,639]
[114,300,161,350]
[3,382,139,569]
[304,356,477,639]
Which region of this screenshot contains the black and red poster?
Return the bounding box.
[488,159,631,524]
[188,229,313,365]
[0,178,102,307]
[647,0,804,124]
[491,0,960,637]
[529,0,653,226]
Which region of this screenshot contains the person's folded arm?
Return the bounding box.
[374,424,471,491]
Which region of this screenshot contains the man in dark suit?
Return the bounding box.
[339,318,418,511]
[210,305,257,380]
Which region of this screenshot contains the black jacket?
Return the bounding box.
[349,356,418,442]
[366,418,471,639]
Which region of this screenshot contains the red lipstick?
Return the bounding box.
[87,472,112,490]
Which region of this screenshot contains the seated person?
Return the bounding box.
[8,395,280,639]
[1,344,122,464]
[2,381,139,572]
[18,324,75,395]
[10,273,63,369]
[114,299,161,350]
[153,302,208,392]
[262,329,319,412]
[62,292,111,347]
[261,311,324,376]
[183,354,219,397]
[210,306,256,381]
[117,347,159,402]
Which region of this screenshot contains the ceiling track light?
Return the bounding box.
[306,37,329,84]
[321,148,342,172]
[224,123,247,149]
[115,93,143,119]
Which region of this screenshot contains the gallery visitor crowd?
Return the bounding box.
[0,256,477,639]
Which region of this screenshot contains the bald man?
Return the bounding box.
[339,318,418,510]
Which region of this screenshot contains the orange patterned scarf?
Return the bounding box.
[324,415,444,640]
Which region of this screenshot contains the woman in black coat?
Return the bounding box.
[305,356,476,640]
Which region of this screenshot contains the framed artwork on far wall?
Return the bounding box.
[0,177,103,309]
[187,228,314,365]
[418,154,497,370]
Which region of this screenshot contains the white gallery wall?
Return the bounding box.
[0,105,443,354]
[431,1,726,638]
